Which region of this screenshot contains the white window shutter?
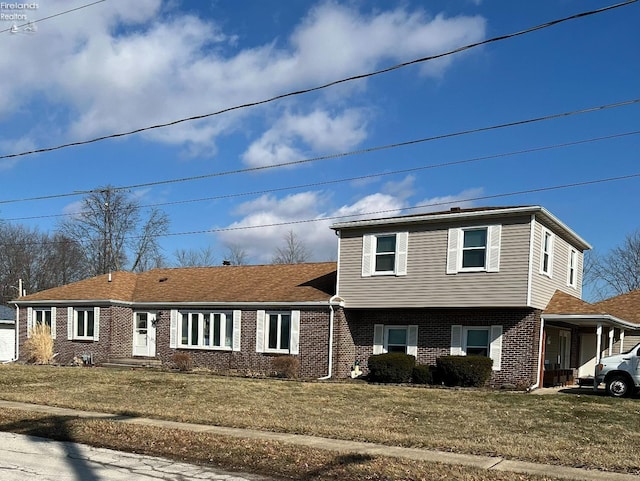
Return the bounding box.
[232,310,242,352]
[372,324,384,354]
[395,232,409,276]
[362,235,374,277]
[169,310,178,348]
[548,234,554,278]
[490,325,503,371]
[450,325,463,355]
[26,307,33,338]
[256,310,265,353]
[407,325,418,357]
[487,225,501,272]
[51,307,56,340]
[67,307,73,340]
[93,307,100,341]
[446,228,460,274]
[290,310,300,355]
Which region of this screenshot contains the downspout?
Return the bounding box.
[530,316,545,391]
[318,294,339,380]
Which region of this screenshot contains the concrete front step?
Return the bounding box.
[102,358,163,369]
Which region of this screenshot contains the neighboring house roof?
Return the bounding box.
[543,289,640,329]
[0,305,15,321]
[331,205,591,251]
[15,262,337,305]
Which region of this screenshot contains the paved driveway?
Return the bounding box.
[0,431,274,481]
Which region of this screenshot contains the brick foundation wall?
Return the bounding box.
[339,307,542,387]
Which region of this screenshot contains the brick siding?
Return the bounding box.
[336,307,542,387]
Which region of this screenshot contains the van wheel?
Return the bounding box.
[606,375,631,397]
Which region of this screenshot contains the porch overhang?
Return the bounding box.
[541,314,639,330]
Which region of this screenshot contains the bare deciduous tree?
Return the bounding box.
[59,186,169,275]
[587,230,640,300]
[224,244,249,266]
[271,230,310,264]
[174,246,217,267]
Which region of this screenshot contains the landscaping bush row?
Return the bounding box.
[367,353,493,387]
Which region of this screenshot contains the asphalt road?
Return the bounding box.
[0,431,273,481]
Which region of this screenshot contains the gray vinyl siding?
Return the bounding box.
[337,216,531,308]
[529,219,584,310]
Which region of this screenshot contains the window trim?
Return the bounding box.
[71,307,98,341]
[178,310,234,351]
[540,228,554,277]
[462,326,490,356]
[27,307,56,339]
[255,310,300,355]
[567,248,578,288]
[450,324,502,371]
[264,311,292,353]
[460,227,489,272]
[374,234,397,275]
[373,324,418,357]
[362,232,408,277]
[447,225,501,274]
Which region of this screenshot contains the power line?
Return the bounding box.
[1,97,638,205]
[2,169,639,248]
[0,0,635,161]
[4,129,639,222]
[0,0,107,34]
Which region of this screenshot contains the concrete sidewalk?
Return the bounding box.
[0,400,636,481]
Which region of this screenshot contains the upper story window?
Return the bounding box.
[541,229,554,277]
[447,225,501,274]
[180,311,236,350]
[461,228,487,269]
[361,232,409,277]
[567,248,578,288]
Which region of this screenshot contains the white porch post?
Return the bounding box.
[596,323,602,363]
[620,329,625,354]
[608,327,615,356]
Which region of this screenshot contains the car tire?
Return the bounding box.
[606,375,631,397]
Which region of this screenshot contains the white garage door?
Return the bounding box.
[0,325,15,362]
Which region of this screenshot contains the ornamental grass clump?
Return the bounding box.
[24,324,55,365]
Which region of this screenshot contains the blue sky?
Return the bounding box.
[0,1,638,298]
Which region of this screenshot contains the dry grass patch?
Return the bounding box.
[0,408,567,481]
[0,365,638,473]
[23,325,54,364]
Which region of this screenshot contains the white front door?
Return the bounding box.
[578,333,597,378]
[133,312,156,357]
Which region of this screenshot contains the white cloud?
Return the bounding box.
[242,108,367,167]
[415,187,484,213]
[0,1,486,161]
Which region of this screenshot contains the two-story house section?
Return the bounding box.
[331,206,591,388]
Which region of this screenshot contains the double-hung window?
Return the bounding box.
[362,232,408,276]
[461,228,487,269]
[450,324,502,370]
[180,311,234,350]
[541,229,554,277]
[447,225,501,274]
[567,248,577,288]
[373,324,418,356]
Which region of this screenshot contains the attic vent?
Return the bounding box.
[159,277,169,283]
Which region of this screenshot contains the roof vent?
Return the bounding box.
[159,277,168,283]
[450,206,461,212]
[222,260,231,266]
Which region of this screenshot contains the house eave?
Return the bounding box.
[14,299,336,309]
[331,205,592,251]
[541,313,639,330]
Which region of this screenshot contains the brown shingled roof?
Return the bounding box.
[593,290,640,325]
[17,262,337,304]
[543,290,604,316]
